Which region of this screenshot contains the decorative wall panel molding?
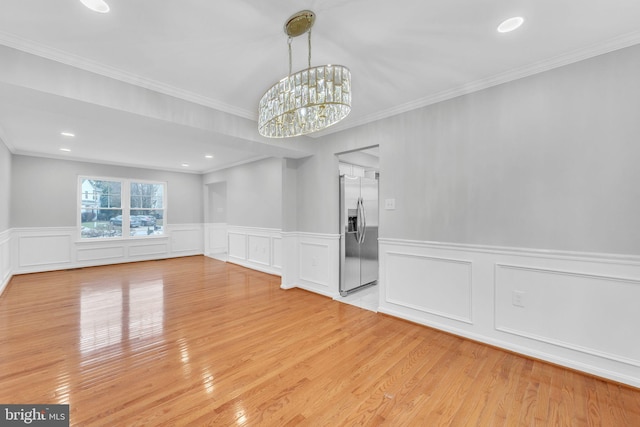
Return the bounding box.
[385,251,472,324]
[168,224,204,255]
[205,223,228,259]
[0,229,11,296]
[11,225,204,275]
[225,226,282,276]
[379,238,640,388]
[295,233,340,298]
[227,232,247,260]
[248,235,271,266]
[495,264,640,368]
[272,237,282,269]
[18,231,72,268]
[128,241,169,257]
[77,245,125,262]
[299,241,331,287]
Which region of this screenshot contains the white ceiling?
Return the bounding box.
[1,0,639,173]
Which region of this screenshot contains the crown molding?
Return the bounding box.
[311,30,640,138]
[11,149,208,175]
[201,155,270,174]
[0,30,257,121]
[2,28,639,139]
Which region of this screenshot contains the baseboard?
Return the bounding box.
[227,258,281,277]
[0,272,11,297]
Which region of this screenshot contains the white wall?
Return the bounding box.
[318,44,640,255]
[206,181,227,223]
[0,139,10,232]
[202,157,282,229]
[0,140,12,293]
[11,155,204,227]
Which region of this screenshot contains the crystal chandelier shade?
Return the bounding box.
[259,65,351,138]
[258,11,351,138]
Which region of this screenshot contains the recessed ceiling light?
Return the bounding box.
[59,148,71,152]
[80,0,110,13]
[205,154,214,159]
[497,17,524,33]
[61,132,75,137]
[181,163,190,167]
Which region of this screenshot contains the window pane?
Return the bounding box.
[81,209,122,238]
[81,178,123,239]
[130,182,165,237]
[81,179,122,209]
[131,183,163,207]
[129,209,164,237]
[151,196,164,209]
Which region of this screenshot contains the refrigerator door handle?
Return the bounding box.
[358,197,366,244]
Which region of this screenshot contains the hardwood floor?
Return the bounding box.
[1,256,639,426]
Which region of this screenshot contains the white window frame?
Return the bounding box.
[78,176,167,240]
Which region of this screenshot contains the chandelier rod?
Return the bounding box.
[288,37,292,76]
[287,27,313,77]
[308,29,312,69]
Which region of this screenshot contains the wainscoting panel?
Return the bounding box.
[205,223,228,259]
[299,242,330,287]
[128,241,170,258]
[378,238,640,388]
[385,252,473,324]
[295,233,340,298]
[169,225,204,255]
[248,235,271,266]
[77,245,125,262]
[18,231,72,268]
[224,226,282,276]
[272,237,282,269]
[495,264,640,367]
[10,225,204,275]
[0,229,11,295]
[228,232,247,261]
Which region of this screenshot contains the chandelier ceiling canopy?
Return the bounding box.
[258,10,352,138]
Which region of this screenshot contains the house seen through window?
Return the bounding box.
[80,178,165,239]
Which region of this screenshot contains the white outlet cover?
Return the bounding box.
[385,198,396,210]
[512,290,525,307]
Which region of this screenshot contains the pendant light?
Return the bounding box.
[258,10,352,138]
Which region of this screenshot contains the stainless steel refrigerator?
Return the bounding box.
[339,174,379,296]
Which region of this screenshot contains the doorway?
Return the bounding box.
[336,146,380,312]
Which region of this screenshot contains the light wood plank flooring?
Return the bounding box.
[1,256,639,426]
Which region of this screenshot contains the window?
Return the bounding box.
[79,177,166,239]
[129,182,165,237]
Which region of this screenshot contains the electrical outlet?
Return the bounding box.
[384,198,396,210]
[512,290,525,308]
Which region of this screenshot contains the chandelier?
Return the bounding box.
[258,10,351,138]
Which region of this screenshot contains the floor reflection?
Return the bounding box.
[129,280,164,340]
[79,279,164,356]
[80,286,122,354]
